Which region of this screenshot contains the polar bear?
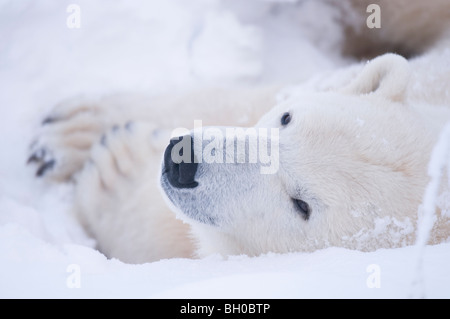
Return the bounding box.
[161,52,450,257]
[28,51,450,263]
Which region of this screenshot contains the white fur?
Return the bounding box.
[28,3,450,263]
[29,51,450,263]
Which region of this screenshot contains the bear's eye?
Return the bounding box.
[281,112,291,126]
[293,198,310,220]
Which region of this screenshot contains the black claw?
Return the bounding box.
[27,153,40,164]
[111,124,120,133]
[125,121,134,132]
[36,159,55,177]
[42,117,56,125]
[27,148,46,164]
[100,134,107,146]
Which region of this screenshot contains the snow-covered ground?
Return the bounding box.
[0,0,449,298]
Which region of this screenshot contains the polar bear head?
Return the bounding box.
[160,54,434,256]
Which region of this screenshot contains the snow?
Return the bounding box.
[411,123,450,298]
[2,222,450,298]
[0,0,449,299]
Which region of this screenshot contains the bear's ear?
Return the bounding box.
[341,53,411,102]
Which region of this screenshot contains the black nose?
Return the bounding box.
[164,135,198,188]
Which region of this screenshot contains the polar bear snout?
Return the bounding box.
[163,135,199,189]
